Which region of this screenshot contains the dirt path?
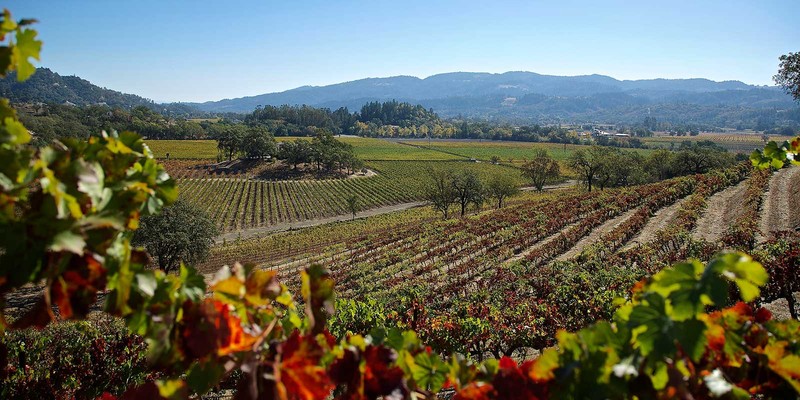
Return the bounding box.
[758,167,800,241]
[555,208,639,261]
[693,180,749,243]
[520,180,577,192]
[621,197,691,250]
[215,201,426,243]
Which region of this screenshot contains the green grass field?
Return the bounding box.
[145,140,217,159]
[402,140,653,163]
[276,137,463,161]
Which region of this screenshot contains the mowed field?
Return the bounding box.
[146,140,218,159]
[398,139,654,170]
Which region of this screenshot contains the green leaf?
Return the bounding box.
[410,352,448,391]
[709,253,768,302]
[75,160,105,206]
[155,379,189,399]
[11,28,41,81]
[1,10,17,33]
[2,116,30,144]
[179,264,206,301]
[135,273,157,297]
[673,319,707,362]
[186,361,224,395]
[0,172,13,190]
[49,230,85,254]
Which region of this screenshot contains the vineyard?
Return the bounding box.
[176,160,526,232]
[643,132,796,153]
[202,161,800,358]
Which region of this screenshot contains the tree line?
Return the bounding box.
[213,125,362,173]
[569,141,737,191]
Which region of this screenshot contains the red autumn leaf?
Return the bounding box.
[362,345,405,399]
[275,330,334,400]
[755,307,772,323]
[50,253,107,319]
[453,382,495,400]
[118,382,165,400]
[490,357,547,400]
[180,299,256,361]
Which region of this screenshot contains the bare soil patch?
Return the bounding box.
[622,197,691,250]
[758,167,800,241]
[555,208,639,261]
[692,180,749,243]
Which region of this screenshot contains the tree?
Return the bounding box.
[243,126,276,159]
[486,174,519,208]
[213,124,246,161]
[774,52,800,101]
[522,149,560,191]
[345,195,359,220]
[645,149,676,181]
[278,139,312,169]
[132,200,218,273]
[570,148,599,192]
[670,143,733,175]
[452,170,484,217]
[424,169,457,219]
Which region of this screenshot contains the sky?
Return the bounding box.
[7,0,800,103]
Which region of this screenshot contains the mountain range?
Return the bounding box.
[188,71,797,126]
[191,71,764,112]
[3,68,798,127]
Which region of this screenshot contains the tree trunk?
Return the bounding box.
[787,293,798,320]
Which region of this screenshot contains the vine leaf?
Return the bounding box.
[11,28,41,80]
[275,330,334,400]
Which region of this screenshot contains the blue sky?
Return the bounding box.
[7,0,799,103]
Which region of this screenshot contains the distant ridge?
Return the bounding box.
[0,67,198,115]
[0,67,156,108]
[189,71,770,113]
[2,68,795,127]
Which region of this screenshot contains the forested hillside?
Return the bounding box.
[0,67,199,115]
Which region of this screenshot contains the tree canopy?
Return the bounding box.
[775,52,800,101]
[132,200,218,273]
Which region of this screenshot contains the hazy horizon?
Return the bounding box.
[8,0,799,103]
